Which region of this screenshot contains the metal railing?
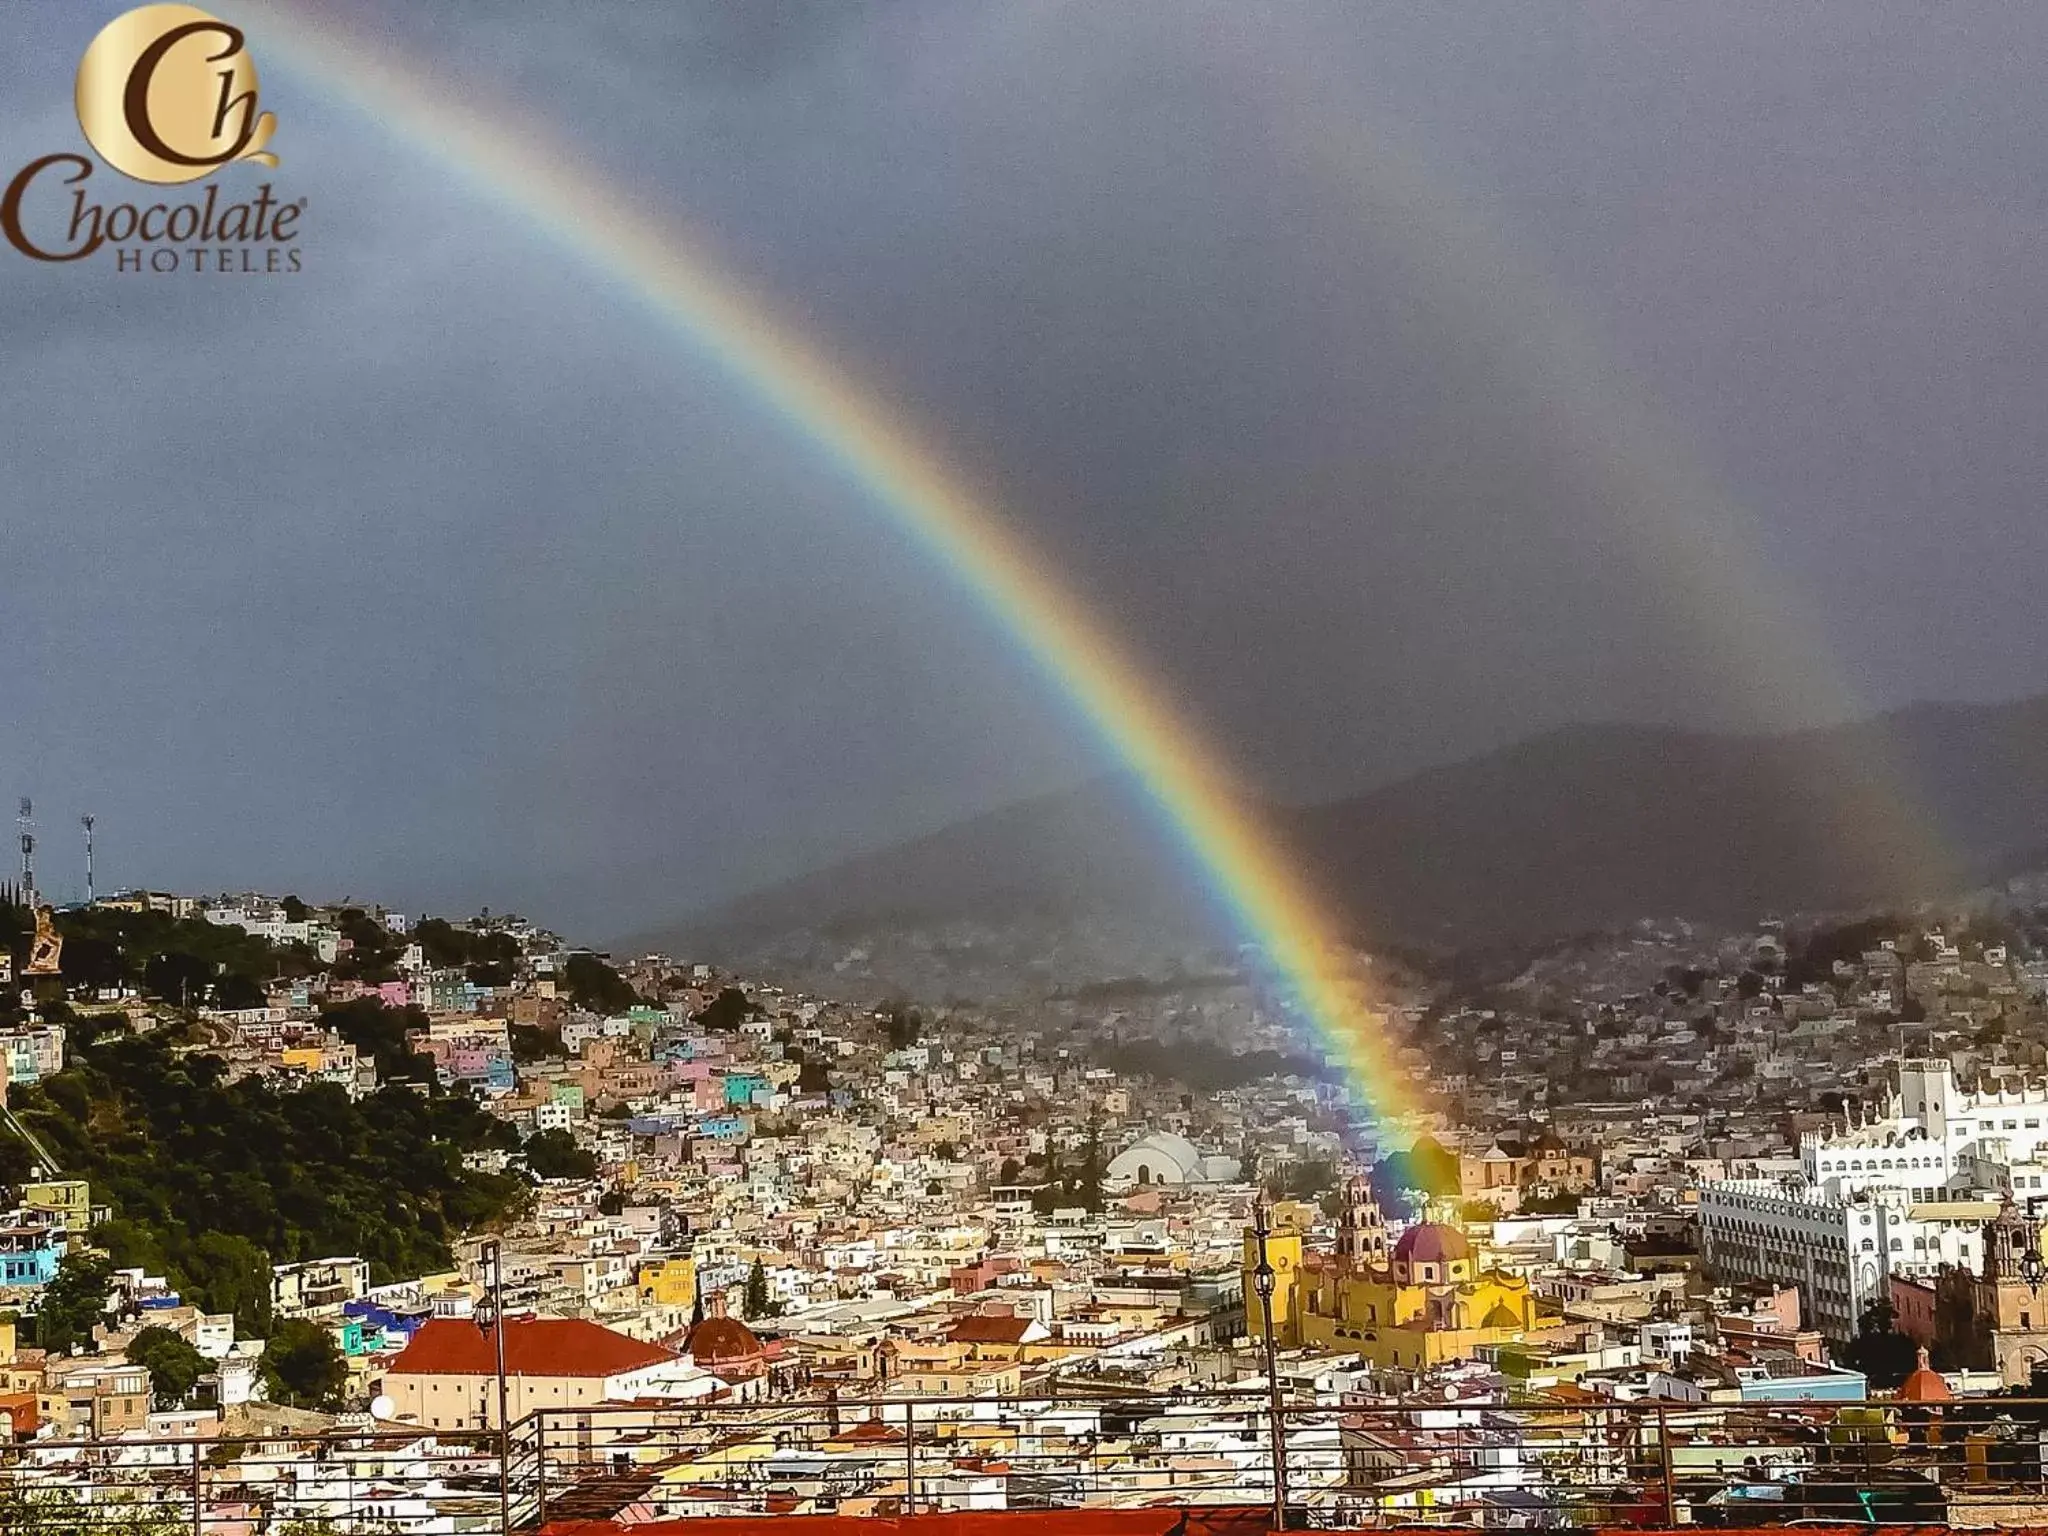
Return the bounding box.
[7,1392,2048,1532]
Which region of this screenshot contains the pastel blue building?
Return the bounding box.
[0,1232,63,1287]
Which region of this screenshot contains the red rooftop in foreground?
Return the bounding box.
[380,1317,694,1428]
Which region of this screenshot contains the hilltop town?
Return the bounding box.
[8,886,2048,1523]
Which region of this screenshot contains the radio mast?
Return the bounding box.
[81,814,95,905]
[16,798,35,910]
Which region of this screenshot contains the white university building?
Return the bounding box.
[1701,1058,2030,1339]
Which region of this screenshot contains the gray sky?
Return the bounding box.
[5,1,2048,936]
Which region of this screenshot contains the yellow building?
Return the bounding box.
[1245,1181,1539,1372]
[637,1256,698,1308]
[22,1180,90,1224]
[885,1337,1025,1398]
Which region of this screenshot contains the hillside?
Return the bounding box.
[639,696,2048,965]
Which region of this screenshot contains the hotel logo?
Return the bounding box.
[4,5,304,271]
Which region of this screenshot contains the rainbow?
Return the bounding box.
[242,3,1413,1127]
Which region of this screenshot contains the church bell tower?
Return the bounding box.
[1340,1175,1389,1270]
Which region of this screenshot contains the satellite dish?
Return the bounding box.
[370,1395,396,1421]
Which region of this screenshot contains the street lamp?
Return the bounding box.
[1251,1198,1290,1530]
[2019,1195,2048,1296]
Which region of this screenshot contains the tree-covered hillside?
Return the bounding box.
[0,896,322,1026]
[7,1035,525,1331]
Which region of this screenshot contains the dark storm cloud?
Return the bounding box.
[5,1,2048,934]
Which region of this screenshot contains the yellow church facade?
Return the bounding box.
[1245,1184,1539,1371]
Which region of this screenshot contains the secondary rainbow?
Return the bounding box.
[246,3,1411,1126]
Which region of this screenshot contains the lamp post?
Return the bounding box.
[1252,1197,1290,1531]
[480,1239,509,1532]
[2019,1194,2048,1294]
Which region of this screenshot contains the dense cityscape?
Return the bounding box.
[8,869,2048,1526]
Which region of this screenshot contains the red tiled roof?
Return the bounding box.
[388,1318,677,1380]
[949,1314,1034,1345]
[828,1417,904,1445]
[686,1316,763,1364]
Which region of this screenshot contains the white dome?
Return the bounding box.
[1108,1131,1211,1185]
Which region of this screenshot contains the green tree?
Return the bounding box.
[693,987,757,1033]
[183,1233,275,1335]
[0,1131,33,1189]
[320,998,437,1084]
[127,1324,206,1408]
[792,1049,831,1094]
[509,1023,564,1062]
[10,1034,524,1303]
[260,1318,347,1410]
[1840,1297,1919,1389]
[332,908,400,981]
[524,1128,598,1181]
[412,917,472,968]
[1403,1135,1462,1196]
[879,1001,922,1050]
[742,1257,771,1319]
[35,1249,114,1354]
[1266,1157,1337,1202]
[0,1484,183,1535]
[142,950,214,1007]
[1075,1124,1104,1211]
[564,953,637,1014]
[55,904,321,1000]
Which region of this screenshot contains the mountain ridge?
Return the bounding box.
[625,694,2048,962]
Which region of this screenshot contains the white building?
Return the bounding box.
[1699,1179,1893,1341]
[1105,1130,1240,1188]
[1805,1057,2048,1200]
[272,1256,370,1319]
[532,1101,573,1134]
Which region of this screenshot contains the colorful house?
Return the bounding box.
[0,1227,63,1286]
[722,1072,766,1107]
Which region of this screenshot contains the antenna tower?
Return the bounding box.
[16,798,34,909]
[81,814,95,905]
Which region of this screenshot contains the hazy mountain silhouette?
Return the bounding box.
[635,696,2048,958]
